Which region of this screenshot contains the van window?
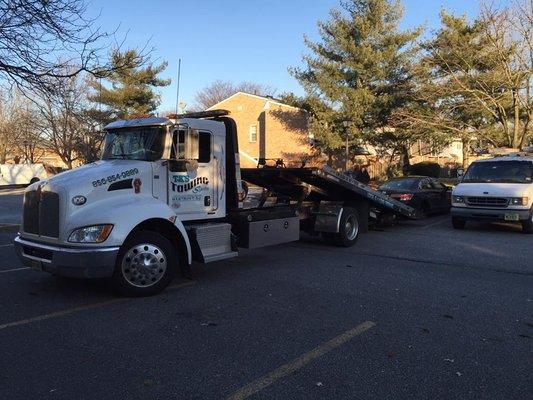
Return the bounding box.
[463,161,533,184]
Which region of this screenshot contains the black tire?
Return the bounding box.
[323,207,360,247]
[521,208,533,234]
[112,231,177,297]
[452,217,466,229]
[29,177,40,184]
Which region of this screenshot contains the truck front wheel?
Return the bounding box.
[322,207,360,247]
[113,231,177,296]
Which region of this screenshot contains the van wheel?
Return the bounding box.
[113,231,177,296]
[452,217,466,229]
[323,207,360,247]
[522,209,533,234]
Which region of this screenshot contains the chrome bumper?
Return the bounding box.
[451,207,530,221]
[14,236,119,278]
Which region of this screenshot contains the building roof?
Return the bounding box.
[206,91,303,111]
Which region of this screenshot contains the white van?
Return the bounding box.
[451,156,533,233]
[0,164,48,186]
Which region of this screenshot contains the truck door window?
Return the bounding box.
[171,129,210,162]
[171,130,186,159]
[198,131,211,163]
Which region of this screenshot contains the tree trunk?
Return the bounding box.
[462,138,470,168]
[400,145,410,175]
[519,116,530,150]
[512,91,521,148]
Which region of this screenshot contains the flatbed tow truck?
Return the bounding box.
[15,110,415,296]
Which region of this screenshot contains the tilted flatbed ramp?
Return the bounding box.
[241,166,418,219]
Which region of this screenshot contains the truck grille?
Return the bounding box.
[23,190,60,238]
[466,197,508,208]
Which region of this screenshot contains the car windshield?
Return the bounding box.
[462,161,533,184]
[101,127,166,161]
[379,178,418,190]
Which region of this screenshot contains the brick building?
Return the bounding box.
[207,92,312,167]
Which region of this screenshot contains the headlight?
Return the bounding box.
[509,197,528,206]
[68,224,113,243]
[452,195,464,204]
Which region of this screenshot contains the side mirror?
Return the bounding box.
[168,159,186,173]
[457,168,464,178]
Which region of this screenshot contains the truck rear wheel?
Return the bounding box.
[322,207,360,247]
[113,231,177,297]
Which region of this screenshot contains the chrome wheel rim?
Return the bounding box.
[121,243,167,288]
[345,214,359,241]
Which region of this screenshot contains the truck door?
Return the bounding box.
[168,129,218,216]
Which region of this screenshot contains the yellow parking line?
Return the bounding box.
[0,281,195,331]
[0,267,30,274]
[226,321,376,400]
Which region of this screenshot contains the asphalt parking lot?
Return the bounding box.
[0,191,531,399]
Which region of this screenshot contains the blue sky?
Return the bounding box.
[89,0,482,111]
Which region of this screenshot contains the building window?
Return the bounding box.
[249,125,258,142]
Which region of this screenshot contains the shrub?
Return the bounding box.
[407,162,441,178]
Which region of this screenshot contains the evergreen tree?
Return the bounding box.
[290,0,420,162]
[89,49,171,119]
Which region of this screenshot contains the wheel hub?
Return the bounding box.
[345,214,359,241]
[122,243,167,288]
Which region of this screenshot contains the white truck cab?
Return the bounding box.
[451,156,533,233]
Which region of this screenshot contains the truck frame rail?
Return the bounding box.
[241,166,418,219]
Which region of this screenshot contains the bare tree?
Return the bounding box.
[479,0,532,148]
[193,80,276,110]
[0,91,38,163]
[36,73,89,168]
[0,0,111,95]
[0,92,21,163]
[16,100,45,163]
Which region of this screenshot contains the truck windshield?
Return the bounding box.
[462,161,533,184]
[102,127,166,161]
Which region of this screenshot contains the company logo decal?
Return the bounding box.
[171,176,209,193]
[172,175,190,183]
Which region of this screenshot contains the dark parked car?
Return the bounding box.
[379,176,451,216]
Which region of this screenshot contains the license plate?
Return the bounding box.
[28,259,42,271]
[504,213,520,221]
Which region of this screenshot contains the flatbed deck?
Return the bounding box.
[241,166,418,219]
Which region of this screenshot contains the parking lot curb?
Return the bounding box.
[0,224,20,233]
